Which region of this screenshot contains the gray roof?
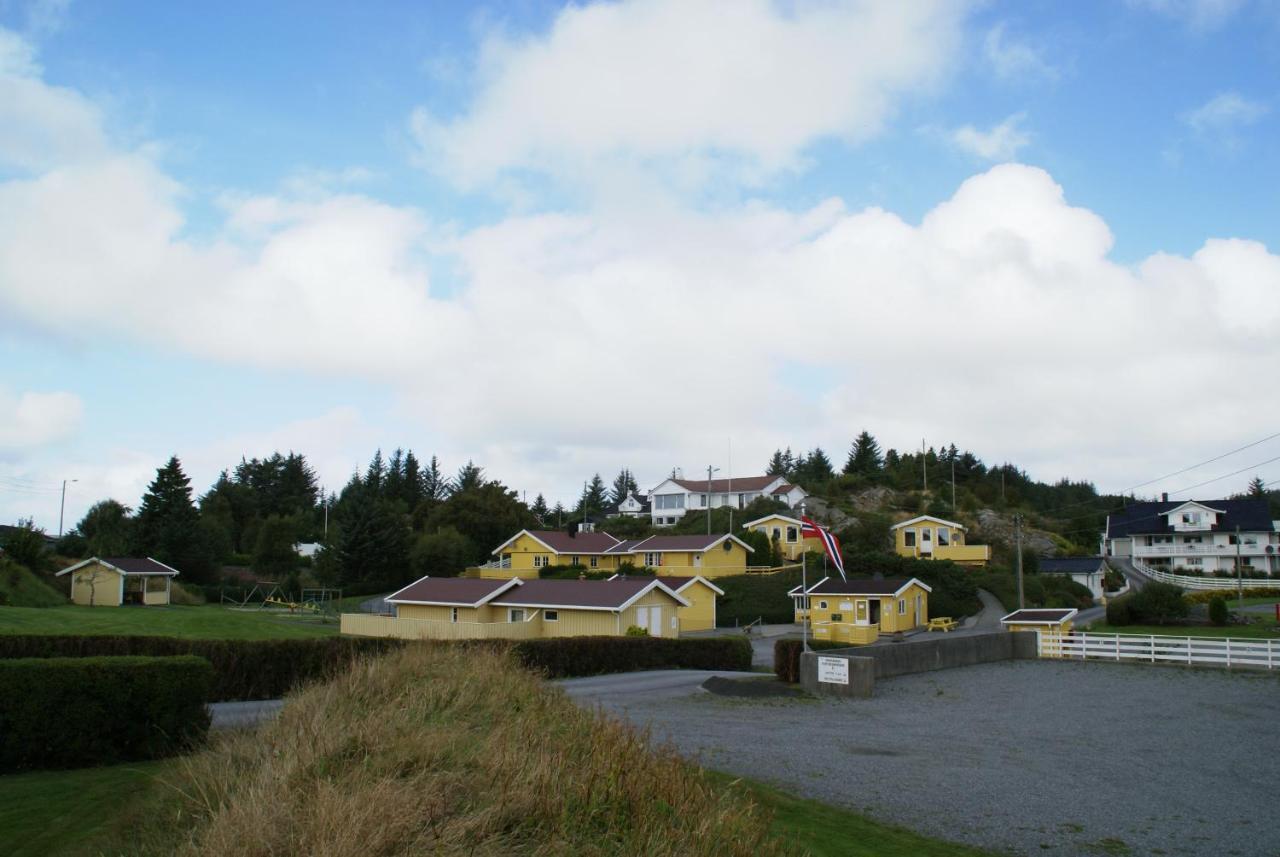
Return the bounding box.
[1039,557,1107,575]
[1106,499,1274,539]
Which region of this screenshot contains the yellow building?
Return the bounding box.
[342,576,691,641]
[607,573,724,632]
[473,530,753,580]
[1000,608,1077,656]
[890,515,991,566]
[741,514,822,561]
[790,577,931,645]
[55,557,179,607]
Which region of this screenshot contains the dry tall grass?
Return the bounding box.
[118,645,791,856]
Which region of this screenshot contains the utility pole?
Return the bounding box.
[951,458,956,512]
[58,479,77,538]
[921,439,927,492]
[801,501,809,653]
[706,464,719,535]
[1014,513,1025,609]
[1236,525,1243,603]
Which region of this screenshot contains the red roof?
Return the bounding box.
[387,578,513,605]
[505,530,622,555]
[608,534,747,554]
[771,483,795,495]
[670,475,781,493]
[491,579,683,609]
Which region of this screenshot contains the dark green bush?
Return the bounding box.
[1106,596,1132,626]
[773,638,851,683]
[1128,582,1190,625]
[1208,596,1229,626]
[0,636,400,701]
[511,635,752,679]
[0,655,212,771]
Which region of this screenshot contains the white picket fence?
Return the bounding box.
[1132,559,1267,591]
[1042,630,1278,670]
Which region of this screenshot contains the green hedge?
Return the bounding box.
[772,638,850,683]
[510,635,752,679]
[0,655,212,771]
[0,636,400,701]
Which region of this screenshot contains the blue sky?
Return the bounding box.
[1,0,1278,529]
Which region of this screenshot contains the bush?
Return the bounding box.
[0,636,399,701]
[0,655,212,771]
[1127,582,1189,625]
[772,638,852,683]
[511,635,752,679]
[1106,596,1133,626]
[624,625,649,637]
[1208,596,1229,626]
[1185,587,1280,604]
[169,581,206,605]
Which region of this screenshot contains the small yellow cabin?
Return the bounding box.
[791,577,931,645]
[55,557,179,607]
[1000,608,1077,656]
[342,576,691,641]
[741,514,821,561]
[890,515,990,566]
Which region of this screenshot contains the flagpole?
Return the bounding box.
[801,501,808,654]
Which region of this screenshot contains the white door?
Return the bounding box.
[636,606,648,632]
[693,554,702,567]
[920,527,933,554]
[648,606,662,636]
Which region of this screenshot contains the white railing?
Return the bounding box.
[476,557,512,570]
[1135,543,1268,557]
[1043,630,1277,670]
[1132,559,1265,591]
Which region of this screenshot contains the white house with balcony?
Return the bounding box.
[646,474,806,527]
[1102,497,1279,575]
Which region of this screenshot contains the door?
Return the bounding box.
[868,600,881,627]
[648,607,662,636]
[693,554,701,568]
[920,527,933,555]
[855,600,868,624]
[636,606,648,632]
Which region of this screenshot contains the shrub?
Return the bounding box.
[1128,582,1190,625]
[169,581,207,605]
[0,636,399,701]
[773,638,852,683]
[1185,587,1280,604]
[0,655,212,771]
[512,635,752,679]
[1106,596,1133,626]
[1208,596,1229,626]
[624,625,649,636]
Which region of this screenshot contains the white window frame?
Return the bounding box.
[898,599,906,615]
[921,527,932,543]
[544,610,559,622]
[904,530,917,547]
[509,608,525,622]
[937,527,950,546]
[786,526,798,543]
[589,556,598,568]
[451,607,458,623]
[818,600,828,610]
[570,555,580,565]
[533,555,549,568]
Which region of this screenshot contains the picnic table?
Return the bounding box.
[927,617,958,632]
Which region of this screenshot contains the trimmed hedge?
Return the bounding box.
[0,636,401,701]
[1185,587,1280,604]
[773,638,850,683]
[510,635,753,679]
[0,655,212,771]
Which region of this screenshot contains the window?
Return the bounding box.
[771,527,781,541]
[699,494,707,507]
[921,528,932,543]
[644,552,662,567]
[818,600,828,610]
[509,609,525,622]
[570,555,580,565]
[720,494,730,505]
[655,494,685,510]
[451,607,458,623]
[831,613,844,622]
[904,530,916,547]
[1184,557,1202,566]
[1183,536,1202,544]
[545,610,559,622]
[533,555,549,568]
[589,556,598,568]
[786,526,798,543]
[898,599,906,615]
[1229,534,1239,545]
[938,528,950,546]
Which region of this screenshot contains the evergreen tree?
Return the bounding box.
[529,493,550,523]
[782,447,796,477]
[804,447,835,483]
[766,449,788,476]
[844,431,883,476]
[252,514,298,579]
[384,448,406,504]
[577,474,610,519]
[401,450,424,510]
[610,468,639,505]
[76,499,134,557]
[420,455,447,502]
[364,449,386,495]
[550,501,567,526]
[884,448,900,469]
[1247,476,1266,497]
[333,474,411,591]
[454,460,485,493]
[424,481,536,565]
[134,456,215,582]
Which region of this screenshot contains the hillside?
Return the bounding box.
[0,559,65,608]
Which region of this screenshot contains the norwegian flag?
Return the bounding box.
[801,516,846,580]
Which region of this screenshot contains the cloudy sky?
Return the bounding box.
[2,0,1278,531]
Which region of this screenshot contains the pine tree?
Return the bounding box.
[333,474,411,591]
[805,447,834,483]
[530,493,550,522]
[384,448,406,504]
[402,450,424,510]
[610,468,639,505]
[766,449,787,476]
[550,501,567,526]
[454,460,485,493]
[1247,476,1267,497]
[365,449,386,495]
[844,431,883,476]
[578,474,609,519]
[420,455,447,502]
[134,456,215,582]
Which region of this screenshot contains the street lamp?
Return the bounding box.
[58,479,78,539]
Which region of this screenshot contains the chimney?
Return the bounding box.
[1161,492,1168,503]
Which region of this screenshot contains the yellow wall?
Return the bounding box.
[745,516,820,561]
[619,588,683,638]
[893,520,989,566]
[498,532,620,571]
[69,563,122,607]
[805,583,929,633]
[1006,620,1073,636]
[538,607,619,638]
[397,603,497,623]
[673,581,717,632]
[642,542,748,579]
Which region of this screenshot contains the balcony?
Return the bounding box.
[1134,542,1271,558]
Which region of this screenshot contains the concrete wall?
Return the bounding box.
[800,632,1039,698]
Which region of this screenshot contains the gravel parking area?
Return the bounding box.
[576,660,1280,856]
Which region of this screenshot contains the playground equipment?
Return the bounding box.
[220,583,343,618]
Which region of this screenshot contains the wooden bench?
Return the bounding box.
[927,617,958,632]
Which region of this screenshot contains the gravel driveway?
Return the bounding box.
[576,660,1280,856]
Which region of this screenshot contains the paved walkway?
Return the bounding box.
[208,699,284,730]
[557,669,766,702]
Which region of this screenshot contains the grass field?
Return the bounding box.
[706,772,996,857]
[1082,619,1279,639]
[0,604,339,639]
[0,560,65,608]
[0,761,169,857]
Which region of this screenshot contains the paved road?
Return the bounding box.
[1107,556,1150,591]
[558,669,766,702]
[208,699,284,730]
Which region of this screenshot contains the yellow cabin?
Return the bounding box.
[55,557,179,607]
[606,574,723,632]
[1000,608,1077,656]
[342,576,691,640]
[472,530,752,580]
[741,514,822,561]
[890,515,991,566]
[791,577,931,645]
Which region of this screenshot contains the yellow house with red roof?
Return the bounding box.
[474,529,752,579]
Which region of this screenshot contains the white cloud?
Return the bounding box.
[982,23,1057,82]
[0,388,82,453]
[25,0,73,36]
[1131,0,1247,30]
[948,113,1031,161]
[410,0,968,189]
[1182,91,1268,133]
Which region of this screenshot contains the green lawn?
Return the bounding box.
[707,771,997,857]
[0,604,339,639]
[1082,619,1279,639]
[0,761,170,857]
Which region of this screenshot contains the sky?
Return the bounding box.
[2,0,1279,532]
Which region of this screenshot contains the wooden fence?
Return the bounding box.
[1042,630,1277,670]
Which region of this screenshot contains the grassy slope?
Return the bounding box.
[0,561,65,608]
[0,761,168,857]
[708,772,997,857]
[0,604,338,639]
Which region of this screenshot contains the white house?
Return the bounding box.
[1038,557,1108,601]
[1103,497,1279,575]
[646,474,806,527]
[607,491,651,518]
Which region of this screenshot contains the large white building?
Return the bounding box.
[646,474,807,527]
[1102,498,1279,575]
